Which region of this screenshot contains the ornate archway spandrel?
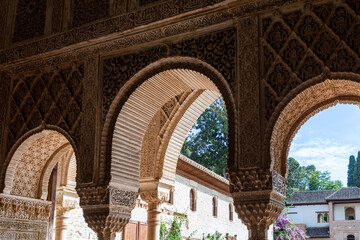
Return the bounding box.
[4,62,84,159]
[102,28,237,120]
[261,1,360,123]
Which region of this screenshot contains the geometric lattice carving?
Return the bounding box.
[11,132,68,198]
[72,0,109,28]
[12,0,47,43]
[7,63,83,154]
[102,28,236,118]
[262,1,360,120]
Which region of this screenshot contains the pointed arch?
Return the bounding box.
[2,125,77,198]
[101,57,236,194]
[267,73,360,176]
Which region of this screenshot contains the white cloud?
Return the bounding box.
[289,138,357,185]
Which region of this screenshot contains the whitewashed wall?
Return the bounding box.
[130,174,273,239]
[333,203,360,220]
[62,173,275,239]
[287,204,329,228]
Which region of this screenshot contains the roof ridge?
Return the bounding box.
[325,188,341,199]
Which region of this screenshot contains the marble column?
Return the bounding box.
[147,202,162,240]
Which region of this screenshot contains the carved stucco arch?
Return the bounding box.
[2,125,78,198]
[269,74,360,178]
[39,145,74,200]
[102,57,236,193]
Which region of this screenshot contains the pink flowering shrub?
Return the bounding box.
[274,210,307,240]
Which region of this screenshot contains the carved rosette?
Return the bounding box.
[76,186,138,238]
[228,168,285,237]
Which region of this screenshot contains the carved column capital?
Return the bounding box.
[228,168,286,196]
[228,168,285,239]
[76,185,138,239]
[55,187,78,215]
[139,181,171,205]
[140,190,168,205]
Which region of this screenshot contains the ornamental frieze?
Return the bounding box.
[1,0,305,65]
[0,194,51,222]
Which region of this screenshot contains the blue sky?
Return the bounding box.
[288,104,360,186]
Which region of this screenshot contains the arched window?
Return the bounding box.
[347,235,355,240]
[190,189,196,211]
[212,197,217,217]
[229,203,233,221]
[345,207,355,220]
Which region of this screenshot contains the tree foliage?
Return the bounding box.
[181,97,228,177]
[347,151,360,188]
[347,155,356,187]
[354,151,360,187]
[286,157,342,201]
[160,214,195,240]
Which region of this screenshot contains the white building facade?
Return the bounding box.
[286,188,360,240]
[53,155,274,239]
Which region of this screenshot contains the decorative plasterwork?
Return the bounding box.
[0,220,48,240]
[40,144,73,200]
[5,62,83,157]
[232,190,284,235]
[0,0,301,64]
[228,168,286,196]
[102,28,236,118]
[270,79,360,176]
[12,0,47,43]
[261,0,360,176]
[11,132,67,198]
[0,193,52,222]
[261,0,360,122]
[109,67,221,191]
[4,130,69,198]
[140,89,221,187]
[102,56,235,189]
[76,185,138,237]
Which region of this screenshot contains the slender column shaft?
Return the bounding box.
[97,230,116,240]
[248,225,267,240]
[147,202,161,240]
[55,213,68,240]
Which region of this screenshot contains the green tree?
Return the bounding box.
[354,151,360,187]
[181,97,228,177]
[348,155,356,187]
[286,158,342,195]
[286,158,301,199]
